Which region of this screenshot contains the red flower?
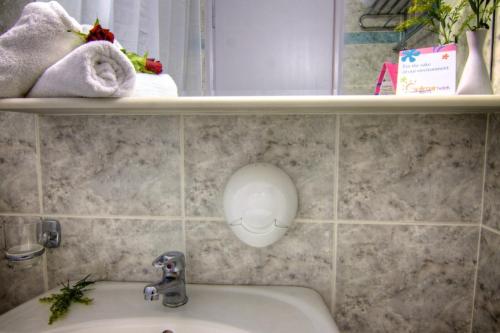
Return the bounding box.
[86,24,114,43]
[145,58,163,74]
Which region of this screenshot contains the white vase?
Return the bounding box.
[457,29,493,94]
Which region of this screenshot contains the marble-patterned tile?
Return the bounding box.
[343,0,367,33]
[185,220,333,305]
[184,116,335,219]
[335,224,478,333]
[0,112,39,213]
[40,116,181,216]
[341,44,397,95]
[339,114,486,222]
[472,229,500,333]
[0,219,4,249]
[483,114,500,232]
[0,216,45,314]
[47,218,183,288]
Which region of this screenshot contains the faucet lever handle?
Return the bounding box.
[152,251,185,273]
[144,286,159,301]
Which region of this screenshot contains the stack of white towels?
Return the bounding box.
[0,1,178,98]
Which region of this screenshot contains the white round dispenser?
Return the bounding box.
[223,163,298,247]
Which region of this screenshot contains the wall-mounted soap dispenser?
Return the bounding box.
[223,163,298,247]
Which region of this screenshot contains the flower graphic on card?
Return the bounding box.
[401,49,421,62]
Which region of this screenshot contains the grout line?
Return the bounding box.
[297,219,336,224]
[333,114,340,221]
[330,223,338,315]
[186,217,336,224]
[336,220,480,227]
[0,213,184,220]
[294,218,335,224]
[35,115,49,291]
[0,212,483,227]
[469,226,483,333]
[185,216,225,222]
[49,214,183,221]
[180,116,186,220]
[482,224,500,236]
[0,213,44,218]
[469,113,490,333]
[184,217,480,226]
[179,115,189,282]
[34,115,44,215]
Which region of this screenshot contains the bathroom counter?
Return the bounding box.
[0,95,499,115]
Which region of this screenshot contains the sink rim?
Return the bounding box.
[0,282,339,333]
[37,317,251,333]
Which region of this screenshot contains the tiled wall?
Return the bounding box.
[0,111,499,333]
[473,113,500,333]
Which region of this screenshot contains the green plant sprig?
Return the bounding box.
[464,0,500,30]
[397,0,500,45]
[120,49,155,74]
[396,0,467,45]
[39,275,95,325]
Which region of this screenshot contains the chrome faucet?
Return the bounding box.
[143,251,188,307]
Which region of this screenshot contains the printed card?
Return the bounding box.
[396,44,456,95]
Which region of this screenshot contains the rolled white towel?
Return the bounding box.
[133,73,178,97]
[0,1,83,97]
[28,41,136,98]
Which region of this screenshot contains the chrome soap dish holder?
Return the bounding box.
[4,219,61,265]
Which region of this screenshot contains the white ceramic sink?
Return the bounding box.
[42,318,250,333]
[0,282,339,333]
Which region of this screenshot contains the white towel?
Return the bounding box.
[0,1,83,97]
[28,41,136,98]
[133,73,178,97]
[81,28,177,97]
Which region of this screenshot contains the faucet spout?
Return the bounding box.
[143,251,188,307]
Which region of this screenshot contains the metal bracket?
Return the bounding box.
[38,219,61,248]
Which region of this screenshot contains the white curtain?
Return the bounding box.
[43,0,203,96]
